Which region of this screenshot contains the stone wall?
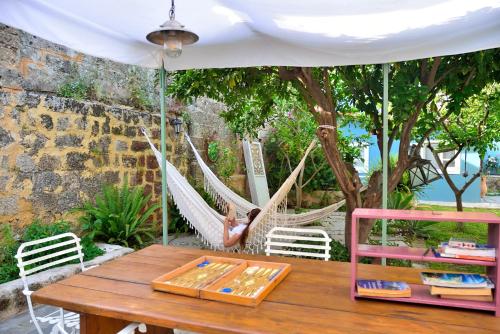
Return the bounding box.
[0,90,187,226]
[0,23,244,228]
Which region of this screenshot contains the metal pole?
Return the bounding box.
[159,64,168,246]
[381,63,389,265]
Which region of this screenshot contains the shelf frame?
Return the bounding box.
[350,208,500,316]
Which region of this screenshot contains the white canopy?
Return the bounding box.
[1,0,500,70]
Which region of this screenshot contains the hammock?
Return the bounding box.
[184,134,346,225]
[142,130,344,251]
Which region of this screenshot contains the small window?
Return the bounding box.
[421,142,460,175]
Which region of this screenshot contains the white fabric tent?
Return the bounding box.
[1,0,500,70]
[2,0,500,247]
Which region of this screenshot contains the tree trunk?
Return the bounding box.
[343,195,357,252]
[454,191,465,231]
[295,186,303,209]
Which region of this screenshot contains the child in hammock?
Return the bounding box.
[223,203,261,248]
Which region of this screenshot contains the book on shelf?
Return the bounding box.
[356,280,411,298]
[420,272,495,288]
[438,242,496,259]
[430,285,492,296]
[440,294,493,302]
[448,238,477,249]
[438,253,496,262]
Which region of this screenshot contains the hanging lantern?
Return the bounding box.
[407,145,441,188]
[146,0,199,58]
[170,117,183,135]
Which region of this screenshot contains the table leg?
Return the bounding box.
[80,313,174,334]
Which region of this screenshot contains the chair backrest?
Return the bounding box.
[265,227,332,261]
[16,232,85,288]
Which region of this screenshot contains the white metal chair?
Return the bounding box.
[265,227,332,261]
[16,232,146,334]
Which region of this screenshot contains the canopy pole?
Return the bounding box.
[381,63,389,265]
[160,64,168,246]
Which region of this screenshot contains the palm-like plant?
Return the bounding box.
[77,180,159,248]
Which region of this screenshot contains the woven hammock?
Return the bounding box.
[142,130,345,252]
[184,134,346,224]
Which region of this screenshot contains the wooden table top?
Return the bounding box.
[32,245,500,334]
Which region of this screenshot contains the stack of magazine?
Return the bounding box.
[356,280,411,298]
[437,238,496,262]
[421,272,494,302]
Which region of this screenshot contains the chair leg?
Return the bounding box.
[26,295,44,334]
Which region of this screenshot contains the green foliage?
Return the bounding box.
[207,141,238,182]
[0,225,19,284]
[329,239,350,262]
[433,83,500,160]
[0,221,103,284]
[77,180,159,249]
[57,78,95,101]
[168,198,191,236]
[372,190,439,246]
[127,67,153,110]
[207,141,220,162]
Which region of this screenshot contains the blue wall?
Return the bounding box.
[341,124,499,203]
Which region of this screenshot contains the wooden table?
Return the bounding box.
[32,245,500,334]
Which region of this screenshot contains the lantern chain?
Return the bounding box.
[169,0,175,20]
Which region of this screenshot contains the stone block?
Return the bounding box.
[146,155,158,169]
[91,120,99,136]
[0,176,9,192]
[145,170,154,182]
[123,110,140,124]
[56,190,80,212]
[75,116,88,130]
[144,184,153,196]
[15,153,35,173]
[91,103,105,117]
[31,192,57,212]
[55,134,83,147]
[56,116,70,131]
[138,155,145,167]
[33,171,61,192]
[122,155,137,168]
[0,127,14,148]
[37,154,61,171]
[66,152,89,170]
[131,141,149,152]
[112,126,123,135]
[103,171,120,184]
[102,116,110,134]
[154,182,162,196]
[0,196,17,215]
[124,126,137,137]
[40,114,53,130]
[115,140,128,152]
[61,171,81,191]
[18,91,41,109]
[20,132,48,155]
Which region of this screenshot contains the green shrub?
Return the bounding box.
[207,141,238,182]
[0,221,103,284]
[77,180,159,249]
[0,225,19,284]
[57,78,95,101]
[329,239,350,262]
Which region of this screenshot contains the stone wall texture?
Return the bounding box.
[0,23,245,228]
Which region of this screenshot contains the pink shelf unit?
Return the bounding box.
[350,208,500,316]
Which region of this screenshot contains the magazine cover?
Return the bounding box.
[357,280,410,291]
[420,272,494,288]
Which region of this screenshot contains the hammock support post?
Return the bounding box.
[381,63,390,265]
[160,64,169,246]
